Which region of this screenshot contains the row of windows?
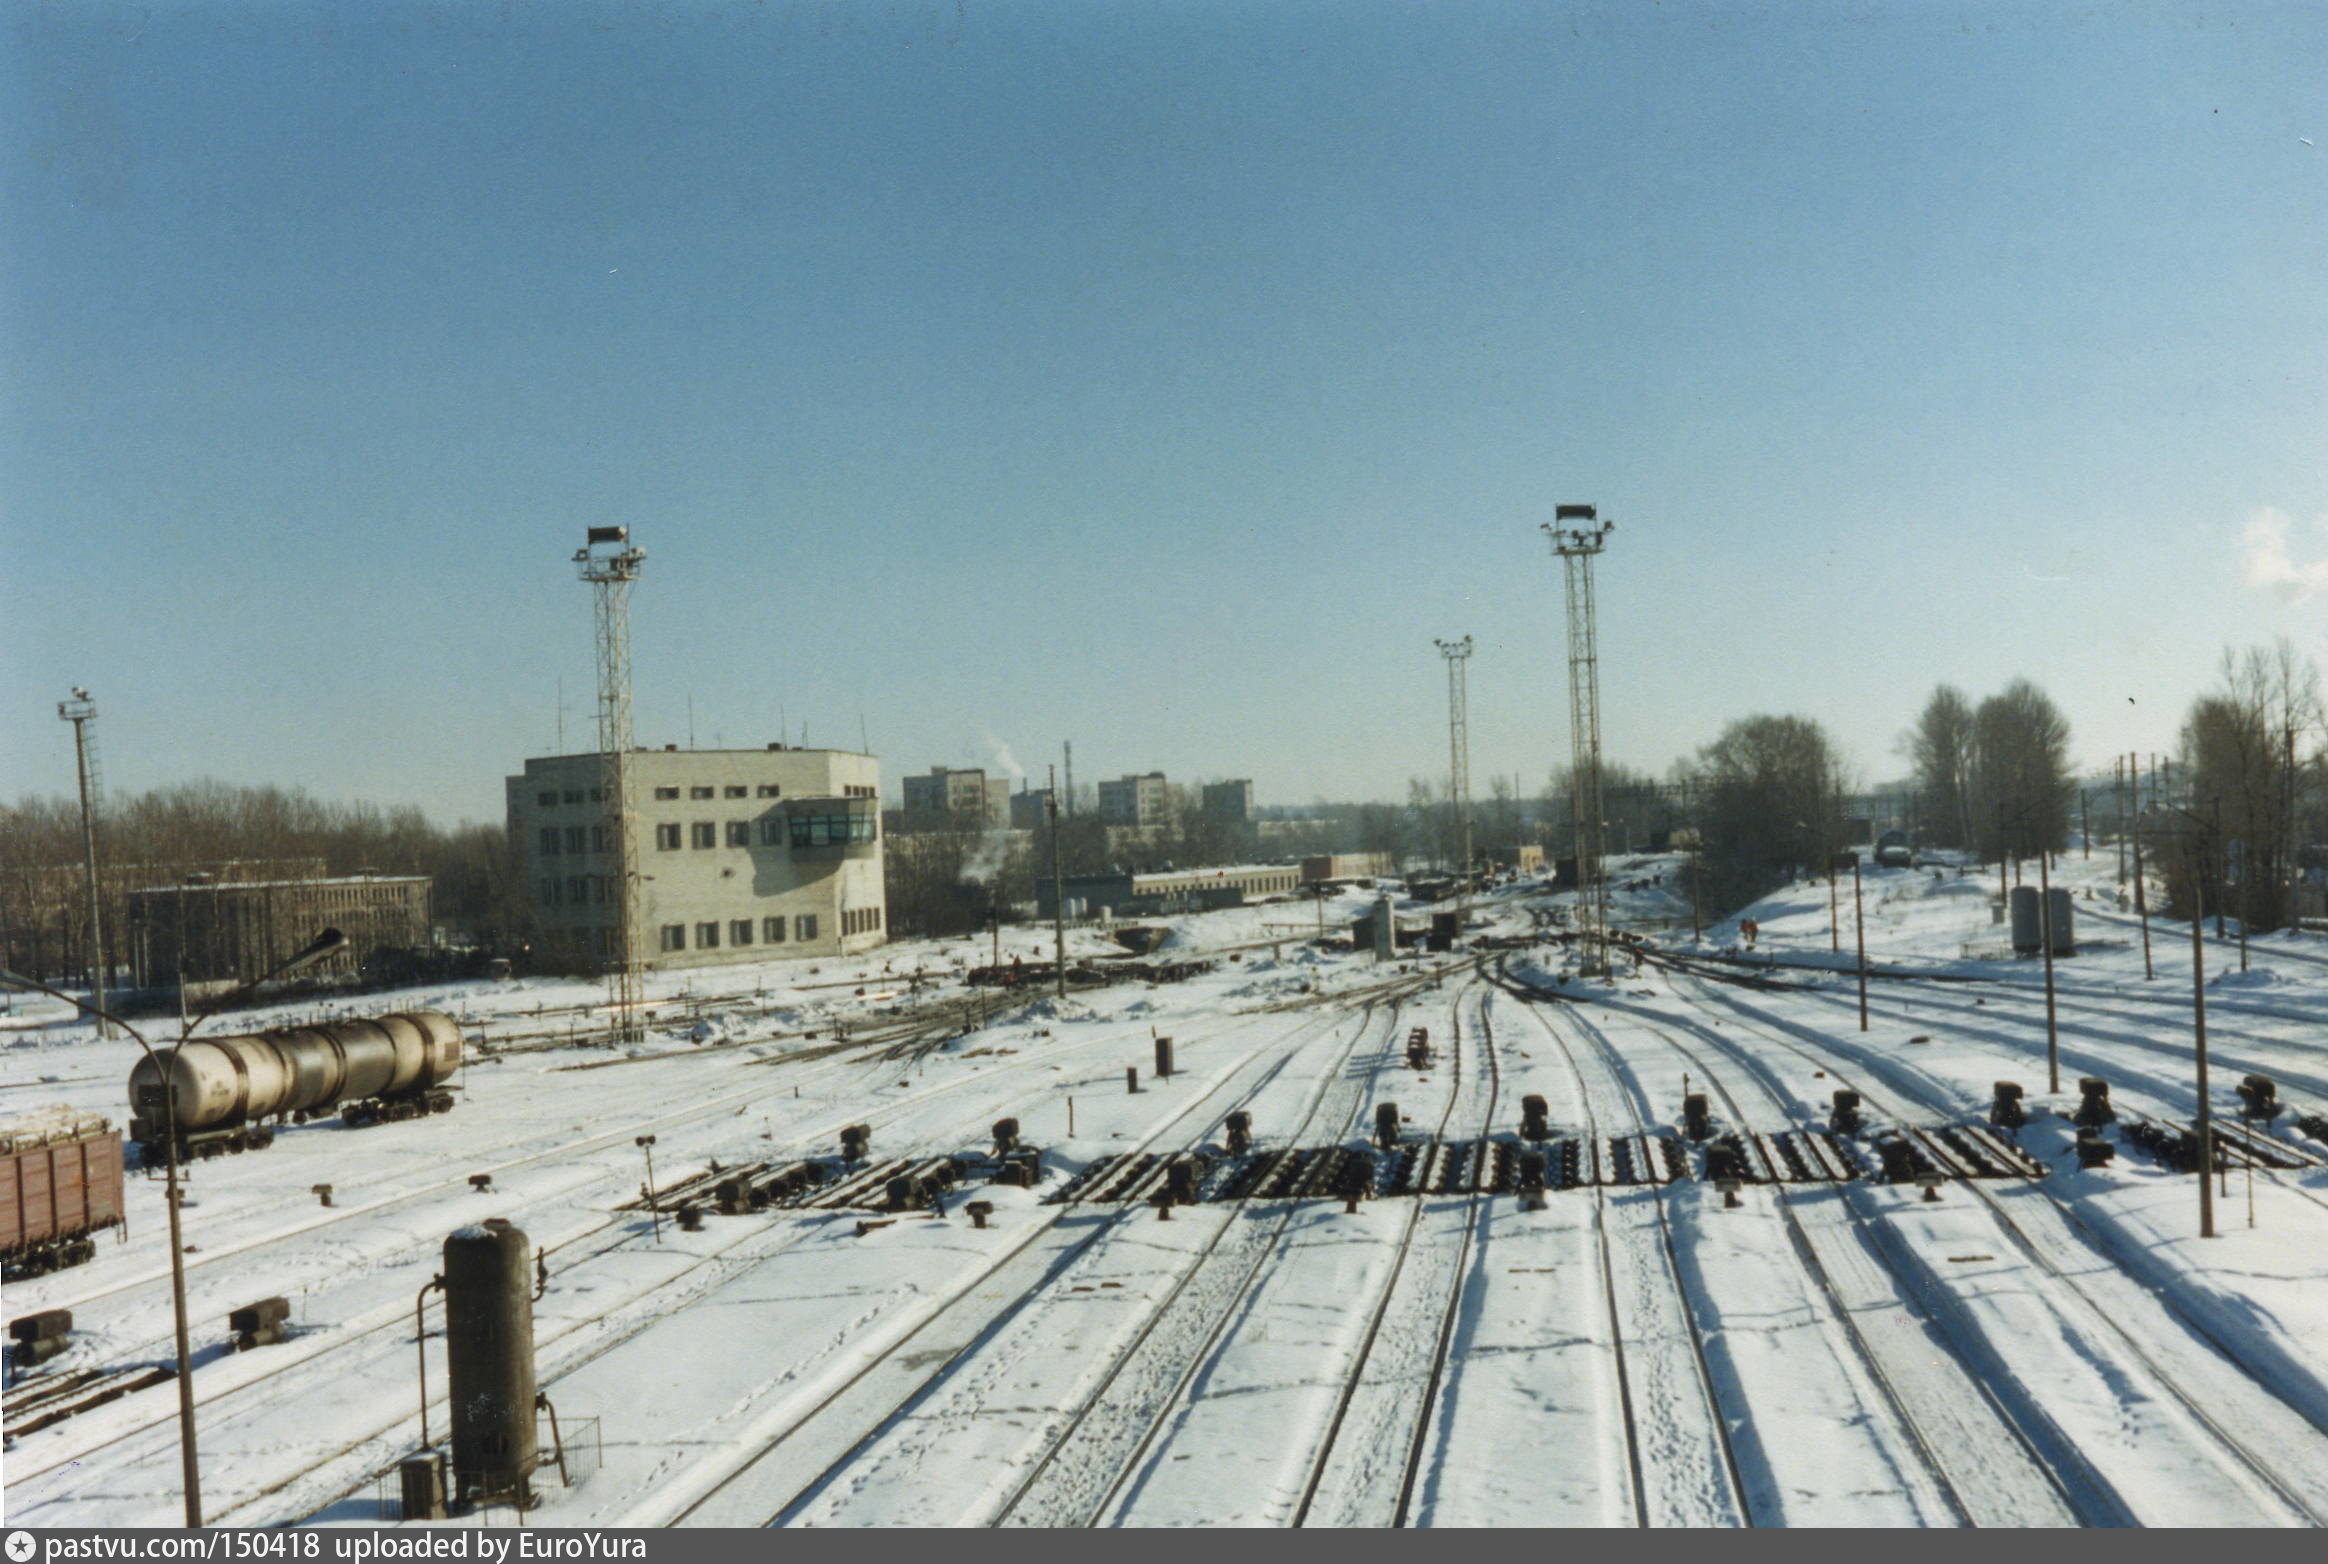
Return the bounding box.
[648,816,880,851]
[535,788,606,807]
[790,812,878,848]
[659,914,821,951]
[841,907,880,936]
[649,783,788,801]
[539,825,611,857]
[538,876,608,908]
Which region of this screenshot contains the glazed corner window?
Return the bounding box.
[763,916,786,944]
[726,821,751,847]
[692,822,716,849]
[660,924,685,952]
[696,921,719,949]
[654,786,680,801]
[787,812,877,848]
[730,919,753,946]
[539,828,560,857]
[655,823,681,851]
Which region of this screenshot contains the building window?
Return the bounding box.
[538,879,557,907]
[788,811,877,848]
[656,824,680,850]
[759,819,783,846]
[763,916,786,944]
[730,919,753,946]
[696,921,719,949]
[795,913,817,943]
[660,924,685,952]
[537,791,557,807]
[589,788,603,802]
[563,790,584,805]
[565,826,587,854]
[566,875,587,903]
[654,786,680,801]
[539,828,561,857]
[757,784,781,797]
[592,825,608,852]
[725,785,748,798]
[592,876,607,905]
[726,821,751,847]
[691,786,715,800]
[692,822,716,849]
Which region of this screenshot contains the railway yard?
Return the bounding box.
[8,855,2328,1529]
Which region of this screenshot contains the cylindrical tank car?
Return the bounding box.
[127,1011,462,1159]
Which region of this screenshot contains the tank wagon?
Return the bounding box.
[127,1011,462,1160]
[1873,829,1915,868]
[2,1113,124,1279]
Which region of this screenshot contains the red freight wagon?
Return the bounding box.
[2,1113,125,1280]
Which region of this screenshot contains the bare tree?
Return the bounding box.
[1690,714,1846,912]
[2165,640,2326,929]
[1902,685,1977,849]
[1970,679,2074,861]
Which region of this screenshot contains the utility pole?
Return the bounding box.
[2038,845,2060,1094]
[574,527,647,1045]
[1546,506,1616,979]
[1852,854,1868,1031]
[1436,636,1475,927]
[2192,874,2216,1239]
[57,690,114,1038]
[2134,761,2154,980]
[1048,764,1066,1002]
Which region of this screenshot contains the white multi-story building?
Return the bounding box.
[1097,772,1179,828]
[506,745,884,971]
[899,766,1011,830]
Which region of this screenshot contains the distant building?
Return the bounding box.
[506,746,884,971]
[1486,844,1546,874]
[1200,780,1256,821]
[126,874,430,999]
[900,767,1011,831]
[1300,853,1394,883]
[1035,863,1302,919]
[1098,772,1180,828]
[1009,786,1058,831]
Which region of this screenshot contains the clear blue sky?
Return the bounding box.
[6,0,2324,825]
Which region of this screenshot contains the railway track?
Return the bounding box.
[1545,994,2080,1526]
[659,999,1400,1527]
[1287,988,1503,1526]
[1651,969,2328,1525]
[1490,979,1743,1526]
[3,999,1259,1504]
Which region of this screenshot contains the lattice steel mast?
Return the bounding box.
[575,528,647,1043]
[57,688,116,1036]
[1435,636,1474,922]
[1546,506,1616,978]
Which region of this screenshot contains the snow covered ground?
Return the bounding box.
[8,856,2328,1529]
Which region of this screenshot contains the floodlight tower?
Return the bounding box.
[1435,637,1475,919]
[57,689,115,1037]
[574,527,647,1043]
[1545,506,1616,978]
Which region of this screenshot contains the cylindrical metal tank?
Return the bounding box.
[2008,885,2041,954]
[443,1218,537,1506]
[2045,887,2074,955]
[127,1012,462,1138]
